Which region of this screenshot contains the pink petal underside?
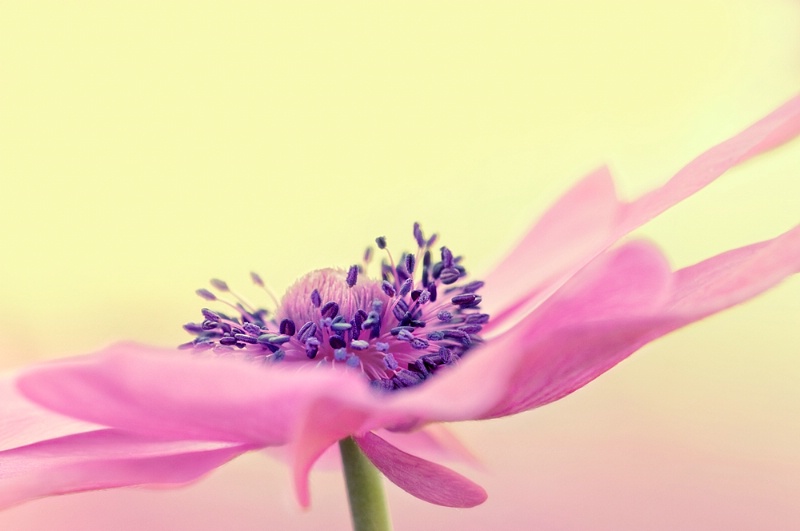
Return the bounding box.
[0,374,101,452]
[390,239,673,424]
[482,94,800,335]
[0,429,251,509]
[450,225,800,419]
[17,344,383,447]
[355,431,487,508]
[266,424,477,470]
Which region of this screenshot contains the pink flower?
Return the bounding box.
[4,95,800,511]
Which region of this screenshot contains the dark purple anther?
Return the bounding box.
[431,261,443,279]
[305,337,320,359]
[458,324,483,334]
[210,278,229,292]
[418,290,430,304]
[390,325,414,336]
[410,289,421,301]
[196,289,216,301]
[426,233,438,248]
[439,267,460,285]
[346,265,358,287]
[452,294,482,308]
[439,346,454,364]
[399,278,413,297]
[441,247,454,268]
[297,321,317,342]
[310,289,322,308]
[376,236,387,249]
[392,304,406,321]
[279,319,296,336]
[183,323,204,333]
[219,336,238,346]
[243,322,261,335]
[383,351,398,369]
[465,313,490,324]
[437,310,453,322]
[422,250,431,268]
[321,301,339,319]
[462,280,485,293]
[410,337,430,350]
[201,308,221,322]
[250,271,264,287]
[428,283,437,302]
[363,246,373,263]
[234,334,258,344]
[413,222,425,248]
[427,331,444,341]
[394,370,423,388]
[329,336,346,349]
[405,253,415,274]
[452,293,481,306]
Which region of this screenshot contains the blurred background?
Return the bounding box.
[1,1,799,529]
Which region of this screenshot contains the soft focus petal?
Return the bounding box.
[620,96,800,233]
[483,94,800,334]
[480,166,618,323]
[377,425,479,466]
[427,226,800,420]
[355,431,487,508]
[0,374,101,452]
[18,343,381,446]
[0,429,250,509]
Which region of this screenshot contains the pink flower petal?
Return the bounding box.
[483,94,800,334]
[620,96,800,233]
[0,429,250,509]
[427,226,800,420]
[0,374,100,452]
[355,431,487,508]
[393,240,672,423]
[18,344,381,447]
[481,166,618,326]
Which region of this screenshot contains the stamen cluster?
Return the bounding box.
[182,223,489,391]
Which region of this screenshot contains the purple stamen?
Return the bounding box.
[375,236,387,249]
[346,265,358,288]
[201,308,221,322]
[381,280,396,297]
[250,271,264,287]
[279,319,296,336]
[310,289,322,308]
[439,267,460,285]
[210,279,229,292]
[329,336,346,349]
[413,222,425,248]
[196,289,217,301]
[399,278,413,297]
[441,247,454,268]
[405,253,415,274]
[321,301,339,319]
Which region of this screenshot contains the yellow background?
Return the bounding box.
[1,1,799,529]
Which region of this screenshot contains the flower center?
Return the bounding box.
[181,223,489,391]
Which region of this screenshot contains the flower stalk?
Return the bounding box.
[339,437,393,531]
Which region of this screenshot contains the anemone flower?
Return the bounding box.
[4,95,800,530]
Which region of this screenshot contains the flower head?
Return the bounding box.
[4,95,800,511]
[181,230,486,391]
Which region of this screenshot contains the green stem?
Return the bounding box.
[339,437,393,531]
